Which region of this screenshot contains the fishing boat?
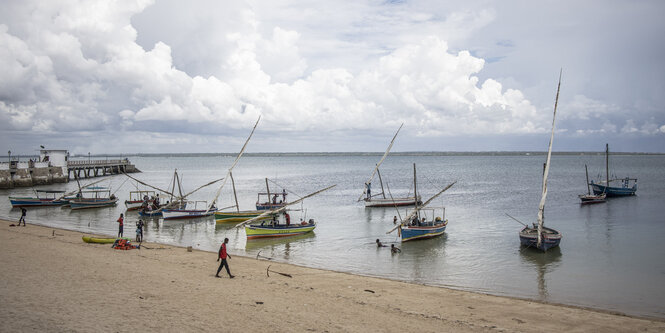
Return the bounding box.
[237,185,336,239]
[124,190,157,210]
[255,185,288,210]
[387,164,455,242]
[589,144,637,197]
[579,164,606,204]
[359,124,421,208]
[245,215,317,239]
[517,71,563,252]
[162,200,217,220]
[215,175,273,223]
[9,190,72,207]
[69,187,119,210]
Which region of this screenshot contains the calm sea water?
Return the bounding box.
[2,153,664,319]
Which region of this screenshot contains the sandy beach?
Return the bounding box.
[0,219,662,332]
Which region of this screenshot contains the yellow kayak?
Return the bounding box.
[82,236,130,244]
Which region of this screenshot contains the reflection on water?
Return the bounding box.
[519,247,562,299]
[2,154,665,319]
[244,232,317,260]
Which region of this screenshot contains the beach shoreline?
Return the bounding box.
[1,219,663,332]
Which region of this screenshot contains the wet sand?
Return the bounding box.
[1,219,663,332]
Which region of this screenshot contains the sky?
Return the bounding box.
[1,0,664,155]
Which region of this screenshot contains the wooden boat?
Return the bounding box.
[162,201,216,220]
[9,190,72,207]
[215,210,269,223]
[387,164,455,242]
[359,124,421,208]
[579,165,606,204]
[245,218,317,239]
[517,70,563,251]
[589,144,637,197]
[236,185,336,239]
[82,236,130,244]
[255,181,288,210]
[124,190,157,210]
[69,187,118,210]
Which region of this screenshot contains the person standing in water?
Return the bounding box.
[216,238,234,279]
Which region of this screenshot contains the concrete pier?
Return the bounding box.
[67,159,139,179]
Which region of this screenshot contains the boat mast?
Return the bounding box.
[605,143,609,186]
[377,168,386,199]
[265,178,271,208]
[537,69,561,248]
[230,171,239,213]
[358,123,403,202]
[585,164,591,195]
[413,163,418,219]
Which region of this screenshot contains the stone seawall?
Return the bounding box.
[0,166,70,189]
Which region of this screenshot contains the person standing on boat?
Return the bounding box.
[285,212,291,226]
[366,182,372,200]
[216,238,234,279]
[18,207,27,226]
[117,213,124,238]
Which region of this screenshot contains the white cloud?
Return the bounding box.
[1,0,664,153]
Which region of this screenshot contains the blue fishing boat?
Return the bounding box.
[517,70,562,252]
[589,144,637,197]
[69,188,118,210]
[387,164,456,242]
[9,190,72,207]
[399,209,448,242]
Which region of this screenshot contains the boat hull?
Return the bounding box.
[400,221,447,242]
[214,210,268,223]
[9,197,70,207]
[138,209,163,217]
[579,193,606,204]
[519,226,562,251]
[365,196,422,208]
[255,203,287,210]
[124,200,144,210]
[162,209,215,220]
[245,223,316,239]
[590,183,637,197]
[70,198,118,210]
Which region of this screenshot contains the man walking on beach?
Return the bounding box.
[216,238,234,279]
[117,213,124,238]
[18,207,27,226]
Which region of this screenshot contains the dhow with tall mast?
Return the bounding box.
[358,124,421,207]
[517,70,563,251]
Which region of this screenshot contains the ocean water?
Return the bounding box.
[1,153,664,319]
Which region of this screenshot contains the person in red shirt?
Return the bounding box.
[117,213,124,238]
[216,238,234,278]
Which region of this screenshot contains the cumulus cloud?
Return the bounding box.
[1,0,663,153]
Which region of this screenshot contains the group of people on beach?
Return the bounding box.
[116,213,144,242]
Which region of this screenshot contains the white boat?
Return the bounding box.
[359,124,421,208]
[162,201,216,220]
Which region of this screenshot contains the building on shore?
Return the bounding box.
[1,149,138,189]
